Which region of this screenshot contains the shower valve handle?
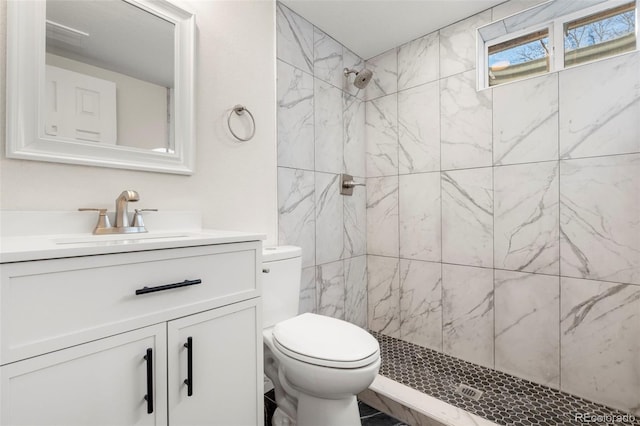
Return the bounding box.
[343,179,365,188]
[340,174,366,196]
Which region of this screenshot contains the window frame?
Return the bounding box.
[483,23,554,88]
[477,0,638,90]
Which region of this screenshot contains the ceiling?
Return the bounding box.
[280,0,506,59]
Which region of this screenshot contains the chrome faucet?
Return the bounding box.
[115,190,139,228]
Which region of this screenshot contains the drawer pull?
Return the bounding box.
[135,279,202,295]
[144,348,154,414]
[184,336,193,396]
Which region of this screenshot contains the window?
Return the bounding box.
[564,2,636,67]
[488,29,550,87]
[478,1,638,89]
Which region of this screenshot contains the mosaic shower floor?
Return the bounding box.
[372,332,639,426]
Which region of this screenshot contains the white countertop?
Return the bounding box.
[0,211,266,263]
[0,230,266,263]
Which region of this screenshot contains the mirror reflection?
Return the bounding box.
[45,0,175,153]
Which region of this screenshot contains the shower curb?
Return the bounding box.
[359,375,497,426]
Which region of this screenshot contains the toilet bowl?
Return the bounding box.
[262,246,380,426]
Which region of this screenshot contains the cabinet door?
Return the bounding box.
[168,299,262,426]
[1,324,167,426]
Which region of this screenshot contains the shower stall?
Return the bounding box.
[275,0,640,422]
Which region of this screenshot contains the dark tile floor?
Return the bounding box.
[358,399,409,426]
[264,389,407,426]
[373,331,640,426]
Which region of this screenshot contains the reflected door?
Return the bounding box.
[45,64,117,144]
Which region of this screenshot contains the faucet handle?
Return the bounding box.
[132,209,158,228]
[78,208,112,233]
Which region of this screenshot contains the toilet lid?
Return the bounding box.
[272,313,380,369]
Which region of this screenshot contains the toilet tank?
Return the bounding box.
[262,246,302,329]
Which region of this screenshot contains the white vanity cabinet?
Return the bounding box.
[167,301,259,426]
[0,240,263,426]
[1,323,169,426]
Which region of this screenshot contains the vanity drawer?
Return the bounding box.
[0,242,260,364]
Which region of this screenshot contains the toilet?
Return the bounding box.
[262,246,380,426]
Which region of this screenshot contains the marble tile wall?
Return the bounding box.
[363,2,640,416]
[276,0,640,415]
[276,3,367,328]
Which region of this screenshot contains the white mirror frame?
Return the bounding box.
[6,0,195,175]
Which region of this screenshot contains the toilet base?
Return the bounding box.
[296,393,361,426]
[271,407,295,426]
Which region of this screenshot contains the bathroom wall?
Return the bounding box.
[275,3,368,327]
[364,1,640,415]
[0,0,278,244]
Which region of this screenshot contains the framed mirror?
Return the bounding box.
[6,0,195,174]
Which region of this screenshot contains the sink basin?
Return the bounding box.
[53,233,191,245]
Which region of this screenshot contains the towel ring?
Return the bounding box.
[228,104,255,142]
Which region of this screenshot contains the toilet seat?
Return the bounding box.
[272,313,380,369]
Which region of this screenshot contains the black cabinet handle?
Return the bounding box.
[183,337,193,396]
[135,279,202,295]
[144,348,154,414]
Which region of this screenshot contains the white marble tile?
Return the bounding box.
[442,264,494,369]
[442,168,493,268]
[368,255,401,338]
[399,173,441,262]
[314,79,343,174]
[494,270,559,388]
[315,172,343,265]
[367,176,399,257]
[358,388,433,426]
[560,154,640,285]
[477,19,507,42]
[559,52,640,159]
[399,259,442,351]
[397,32,439,91]
[344,176,366,257]
[277,60,314,170]
[494,161,559,275]
[493,73,558,165]
[366,94,398,177]
[277,167,315,268]
[439,10,491,78]
[276,3,313,73]
[502,1,606,35]
[441,70,493,170]
[398,81,440,174]
[367,376,499,426]
[343,47,365,99]
[316,260,345,320]
[313,27,343,88]
[491,0,549,21]
[299,266,316,314]
[365,48,398,101]
[343,93,366,178]
[560,277,640,415]
[345,256,368,328]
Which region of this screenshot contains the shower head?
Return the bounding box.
[344,67,373,89]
